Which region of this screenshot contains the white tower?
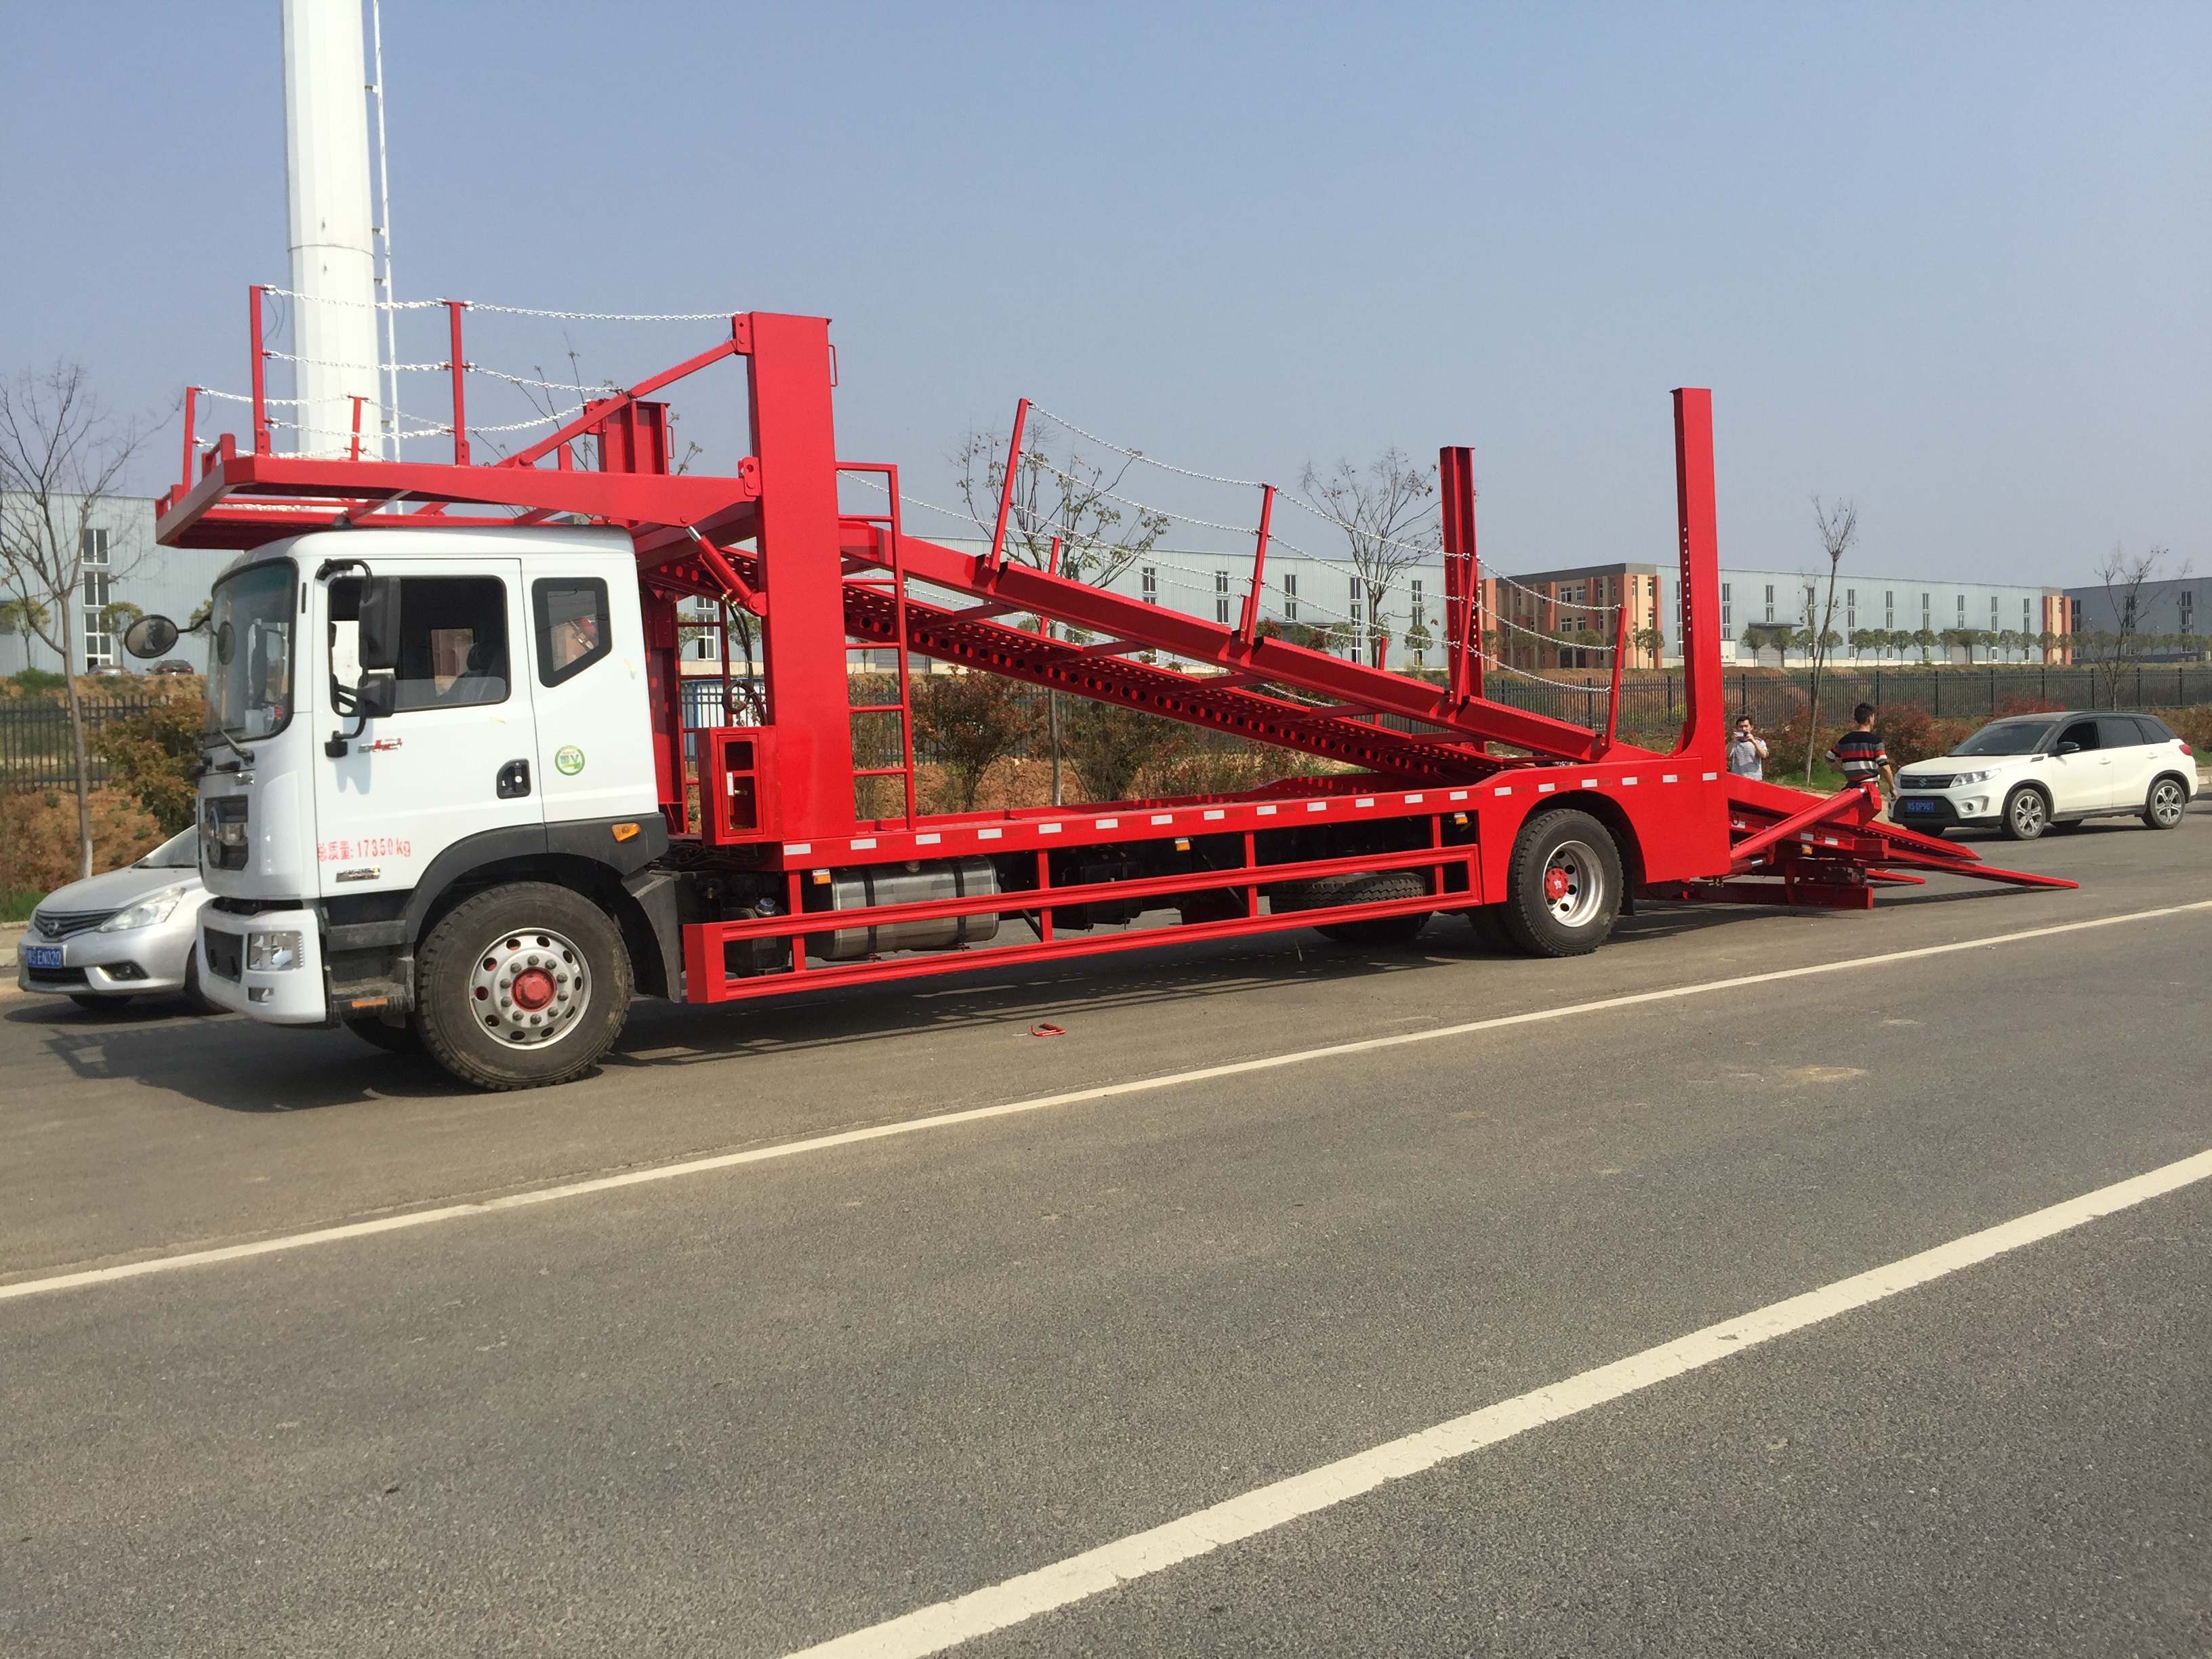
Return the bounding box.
[281,0,382,458]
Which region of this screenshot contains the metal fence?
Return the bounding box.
[0,700,158,792]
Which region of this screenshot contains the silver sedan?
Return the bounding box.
[17,830,216,1012]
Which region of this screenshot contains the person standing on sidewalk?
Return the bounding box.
[1826,702,1896,807]
[1727,714,1768,781]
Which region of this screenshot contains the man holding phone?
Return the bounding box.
[1727,714,1768,781]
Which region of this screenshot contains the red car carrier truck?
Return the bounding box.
[131,299,2072,1088]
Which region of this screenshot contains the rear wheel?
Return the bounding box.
[1501,810,1622,958]
[2001,784,2050,841]
[2144,775,2189,830]
[415,882,632,1090]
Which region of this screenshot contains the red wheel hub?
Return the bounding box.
[1544,865,1573,902]
[510,967,557,1011]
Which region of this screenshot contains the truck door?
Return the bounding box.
[521,564,661,830]
[2047,716,2108,810]
[315,561,541,898]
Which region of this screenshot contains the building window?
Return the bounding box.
[1720,581,1731,629]
[1990,596,2000,628]
[1885,590,1895,628]
[1410,579,1425,631]
[1921,593,1931,628]
[1141,567,1157,605]
[1805,586,1817,623]
[1763,583,1774,623]
[1282,572,1298,621]
[1214,570,1231,625]
[2179,592,2194,634]
[1956,594,1966,624]
[79,527,112,669]
[1845,588,1856,632]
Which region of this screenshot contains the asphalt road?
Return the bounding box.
[2,806,2207,1656]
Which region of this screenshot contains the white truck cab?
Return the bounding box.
[190,527,681,1085]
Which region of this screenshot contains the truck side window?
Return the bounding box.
[400,577,509,709]
[534,577,611,687]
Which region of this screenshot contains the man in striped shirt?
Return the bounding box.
[1826,702,1896,804]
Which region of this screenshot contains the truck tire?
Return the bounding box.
[2001,783,2050,841]
[415,882,632,1091]
[1290,871,1432,945]
[1465,905,1515,952]
[344,1015,422,1056]
[2144,775,2189,830]
[1500,809,1622,958]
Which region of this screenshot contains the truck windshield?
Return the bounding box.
[205,559,296,741]
[1952,718,2056,756]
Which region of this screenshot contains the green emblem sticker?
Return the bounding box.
[554,745,586,776]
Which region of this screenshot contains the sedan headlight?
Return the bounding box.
[1950,769,1995,786]
[247,929,304,971]
[98,886,188,932]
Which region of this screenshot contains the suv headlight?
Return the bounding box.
[1951,769,1994,786]
[248,929,304,971]
[99,886,187,932]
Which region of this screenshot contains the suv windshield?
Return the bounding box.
[1952,718,2057,756]
[205,559,295,741]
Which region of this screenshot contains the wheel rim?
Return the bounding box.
[468,926,592,1047]
[2152,781,2184,825]
[1540,839,1605,928]
[2012,792,2045,834]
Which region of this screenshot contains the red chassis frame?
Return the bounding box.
[159,302,2073,1004]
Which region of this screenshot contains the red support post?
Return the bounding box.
[1671,388,1723,762]
[1602,579,1629,752]
[446,300,470,466]
[348,394,365,463]
[180,387,198,489]
[1439,446,1480,705]
[1236,484,1275,644]
[248,287,271,455]
[987,398,1029,571]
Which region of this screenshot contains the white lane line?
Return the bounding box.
[3,897,2207,1306]
[787,1146,2212,1658]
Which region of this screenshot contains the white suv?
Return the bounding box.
[1893,712,2196,841]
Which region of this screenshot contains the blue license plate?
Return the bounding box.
[23,943,63,970]
[1902,799,1936,813]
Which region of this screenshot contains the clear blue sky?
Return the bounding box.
[5,3,2204,587]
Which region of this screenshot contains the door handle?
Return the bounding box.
[496,759,531,799]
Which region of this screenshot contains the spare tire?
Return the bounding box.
[1279,870,1433,946]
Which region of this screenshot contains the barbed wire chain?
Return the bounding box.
[259,286,736,321]
[260,287,446,311]
[263,349,451,373]
[471,366,623,396]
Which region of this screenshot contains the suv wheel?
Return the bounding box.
[2144,775,2189,830]
[1501,809,1622,958]
[416,882,632,1090]
[2001,784,2050,841]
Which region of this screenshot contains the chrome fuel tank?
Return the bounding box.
[815,857,1000,961]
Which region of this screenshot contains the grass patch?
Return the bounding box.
[1,888,45,924]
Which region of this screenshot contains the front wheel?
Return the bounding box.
[2001,784,2049,842]
[415,882,632,1090]
[2144,776,2189,831]
[1501,809,1622,958]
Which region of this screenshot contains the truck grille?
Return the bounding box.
[203,928,244,983]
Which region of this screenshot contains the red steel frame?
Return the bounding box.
[157,301,2074,1004]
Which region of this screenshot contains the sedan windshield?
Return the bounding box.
[1952,718,2056,756]
[134,828,199,869]
[205,560,295,741]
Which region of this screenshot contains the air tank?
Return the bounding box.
[811,858,1000,961]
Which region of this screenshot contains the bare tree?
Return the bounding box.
[953,416,1168,804]
[1801,497,1858,784]
[1298,449,1439,667]
[2089,543,2188,708]
[0,364,150,878]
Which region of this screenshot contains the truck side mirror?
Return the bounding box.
[354,673,397,720]
[123,615,180,659]
[358,577,402,671]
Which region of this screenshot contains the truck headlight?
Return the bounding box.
[248,929,304,971]
[99,886,186,932]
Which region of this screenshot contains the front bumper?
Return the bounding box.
[1890,791,1999,830]
[198,908,329,1024]
[16,916,200,998]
